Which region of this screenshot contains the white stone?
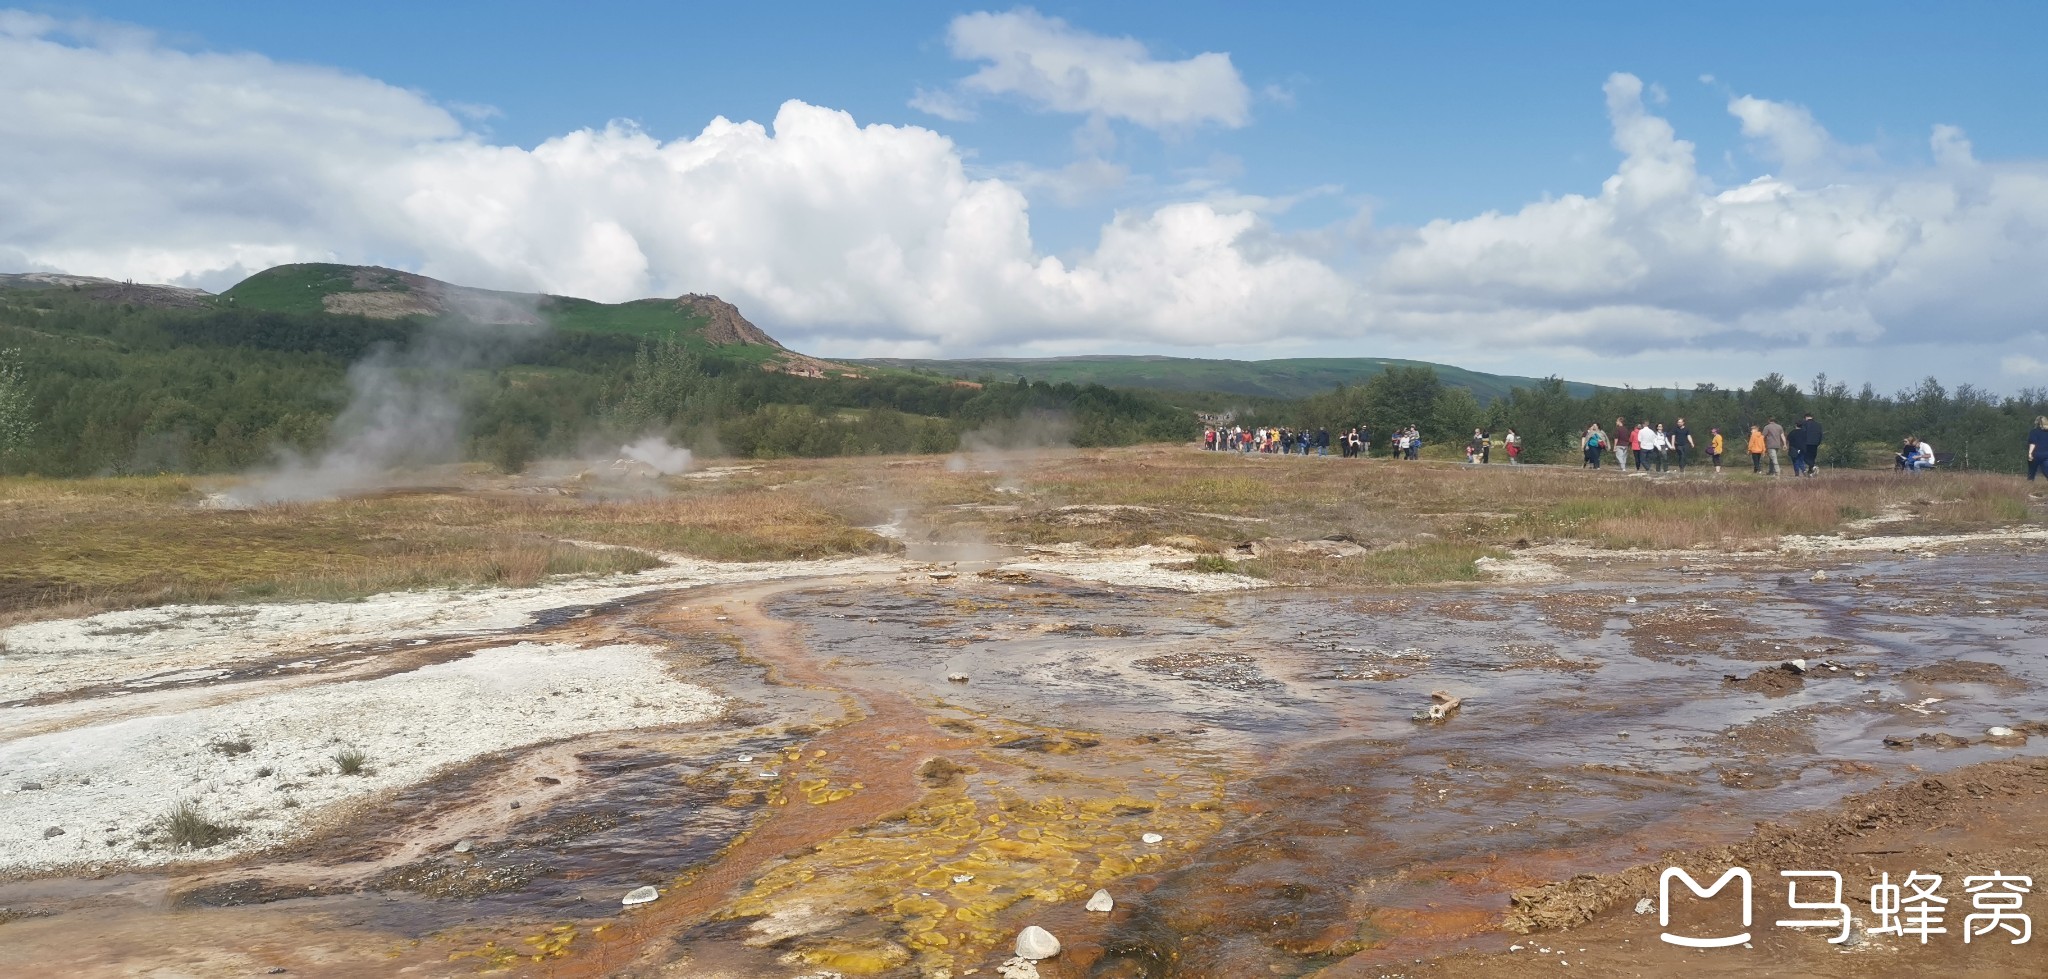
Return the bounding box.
[1784,658,1807,674]
[1141,832,1164,844]
[1086,889,1114,912]
[1634,898,1655,915]
[997,957,1041,979]
[1989,726,2016,737]
[1015,925,1061,960]
[622,885,660,906]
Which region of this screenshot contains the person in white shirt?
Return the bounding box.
[1914,439,1935,470]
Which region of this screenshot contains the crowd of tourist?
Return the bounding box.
[1200,424,1526,464]
[1202,414,2048,477]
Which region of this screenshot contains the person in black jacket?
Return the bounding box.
[1316,427,1331,457]
[1798,414,1824,477]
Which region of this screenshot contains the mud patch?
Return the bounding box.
[368,855,544,899]
[1133,650,1278,690]
[172,877,344,908]
[1897,659,2030,689]
[1722,664,1807,696]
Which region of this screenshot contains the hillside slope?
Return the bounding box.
[0,272,214,311]
[218,264,853,376]
[857,354,1597,403]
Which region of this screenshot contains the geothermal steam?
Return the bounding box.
[618,436,693,475]
[232,312,545,504]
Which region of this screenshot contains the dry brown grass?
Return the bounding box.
[2,447,2035,621]
[0,479,891,621]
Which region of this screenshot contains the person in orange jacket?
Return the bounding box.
[1710,428,1726,474]
[1746,425,1766,474]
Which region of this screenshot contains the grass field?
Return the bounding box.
[0,474,891,623]
[2,447,2037,623]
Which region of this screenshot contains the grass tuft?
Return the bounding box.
[332,745,369,776]
[1189,554,1238,574]
[163,799,237,849]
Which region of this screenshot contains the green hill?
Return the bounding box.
[219,263,846,374]
[855,354,1598,403]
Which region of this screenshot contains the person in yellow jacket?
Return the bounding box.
[1709,428,1726,474]
[1746,425,1766,474]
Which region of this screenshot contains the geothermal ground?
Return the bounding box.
[1,447,2045,978]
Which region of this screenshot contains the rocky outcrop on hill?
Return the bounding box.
[674,294,780,347]
[321,267,544,326]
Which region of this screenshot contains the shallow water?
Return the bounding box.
[3,549,2046,976]
[752,553,2048,974]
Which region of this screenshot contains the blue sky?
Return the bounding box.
[69,1,2048,227]
[7,2,2048,390]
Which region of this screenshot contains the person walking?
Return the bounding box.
[1798,414,1824,476]
[1709,427,1725,474]
[2030,416,2048,480]
[1651,423,1671,472]
[1748,424,1766,473]
[1505,428,1522,464]
[1672,417,1694,472]
[1629,422,1647,471]
[1316,427,1330,457]
[1584,424,1605,468]
[1787,421,1807,476]
[1762,418,1786,475]
[1613,417,1631,470]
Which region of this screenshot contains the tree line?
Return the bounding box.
[0,293,1199,476]
[1242,367,2048,472]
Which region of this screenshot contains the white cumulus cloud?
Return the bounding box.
[0,12,1348,354]
[918,8,1251,130]
[5,12,2048,385]
[1371,72,2048,351]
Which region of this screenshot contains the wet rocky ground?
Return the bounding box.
[2,544,2045,977]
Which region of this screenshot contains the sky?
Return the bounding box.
[4,2,2047,393]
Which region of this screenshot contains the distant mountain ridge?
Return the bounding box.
[216,263,856,377]
[0,272,213,311]
[5,264,1599,401]
[857,354,1600,403]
